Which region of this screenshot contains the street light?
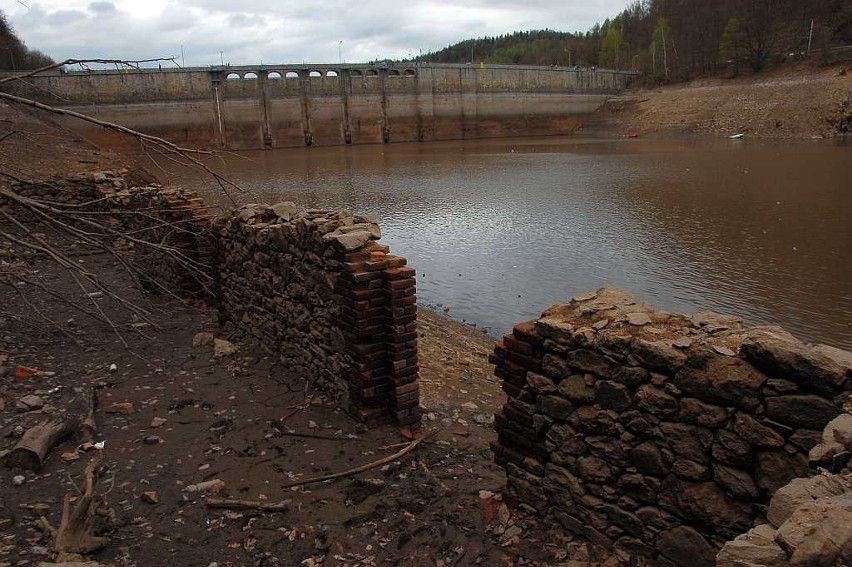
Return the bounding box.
[339,41,343,64]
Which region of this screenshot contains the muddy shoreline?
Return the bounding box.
[584,60,851,139]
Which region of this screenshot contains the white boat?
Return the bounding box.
[729,133,744,140]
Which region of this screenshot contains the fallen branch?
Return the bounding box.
[280,430,436,489]
[204,498,291,512]
[0,90,241,204]
[277,431,350,441]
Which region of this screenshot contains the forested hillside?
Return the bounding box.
[0,11,53,70]
[417,0,852,81]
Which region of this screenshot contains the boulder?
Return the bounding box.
[271,201,296,221]
[629,441,669,476]
[656,526,717,567]
[594,380,633,412]
[679,398,728,428]
[323,229,373,251]
[716,524,788,567]
[192,332,215,347]
[767,474,852,527]
[632,339,687,374]
[674,356,766,410]
[635,384,679,417]
[809,413,852,466]
[787,507,852,566]
[661,422,713,463]
[765,395,841,430]
[733,413,785,447]
[741,327,849,396]
[213,338,237,358]
[713,461,760,499]
[557,374,596,403]
[775,493,852,561]
[755,450,810,497]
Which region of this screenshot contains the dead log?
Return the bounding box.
[5,387,96,471]
[39,458,109,555]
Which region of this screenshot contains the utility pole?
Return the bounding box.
[339,41,343,63]
[220,51,224,66]
[180,45,185,67]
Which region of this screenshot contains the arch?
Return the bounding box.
[226,72,241,80]
[308,70,322,78]
[403,69,416,77]
[388,69,401,76]
[326,70,338,77]
[285,71,300,79]
[244,72,258,79]
[267,71,282,79]
[350,69,363,76]
[365,69,378,76]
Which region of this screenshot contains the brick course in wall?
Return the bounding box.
[489,286,852,567]
[213,203,421,428]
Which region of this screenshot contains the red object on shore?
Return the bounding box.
[628,130,640,138]
[15,365,39,378]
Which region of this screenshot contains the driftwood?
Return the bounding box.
[5,387,96,471]
[280,430,436,489]
[204,498,291,512]
[39,458,109,555]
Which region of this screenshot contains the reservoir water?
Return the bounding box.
[157,136,851,350]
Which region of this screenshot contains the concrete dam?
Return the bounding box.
[3,63,637,150]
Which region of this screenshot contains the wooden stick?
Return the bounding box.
[204,498,290,512]
[281,430,436,489]
[277,431,349,441]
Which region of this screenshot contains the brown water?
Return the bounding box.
[156,136,852,349]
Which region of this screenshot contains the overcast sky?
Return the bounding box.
[3,0,627,67]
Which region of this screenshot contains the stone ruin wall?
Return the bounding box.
[3,176,422,428]
[212,203,421,428]
[717,410,852,567]
[489,286,852,566]
[1,172,210,294]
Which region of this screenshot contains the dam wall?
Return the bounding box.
[1,63,636,150]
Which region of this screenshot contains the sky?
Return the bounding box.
[3,0,627,67]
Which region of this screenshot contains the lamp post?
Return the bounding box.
[339,41,343,64]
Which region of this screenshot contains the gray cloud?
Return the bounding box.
[6,0,627,66]
[88,2,117,15]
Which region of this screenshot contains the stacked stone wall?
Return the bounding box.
[212,204,421,427]
[489,286,852,566]
[3,176,421,428]
[718,412,852,567]
[1,171,210,294]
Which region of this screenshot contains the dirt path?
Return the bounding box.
[589,60,852,139]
